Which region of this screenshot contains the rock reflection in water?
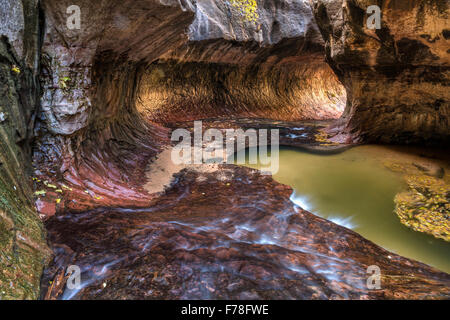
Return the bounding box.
[243,145,450,273]
[41,166,450,300]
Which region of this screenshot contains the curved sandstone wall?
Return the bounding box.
[137,46,345,123]
[310,0,449,144]
[34,0,345,215]
[39,0,344,132]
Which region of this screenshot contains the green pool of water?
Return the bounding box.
[239,145,450,273]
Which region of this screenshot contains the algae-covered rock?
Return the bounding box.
[382,153,450,242]
[395,175,450,242]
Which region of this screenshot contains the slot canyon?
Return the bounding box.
[0,0,449,300]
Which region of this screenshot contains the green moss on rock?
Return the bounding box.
[0,30,50,300]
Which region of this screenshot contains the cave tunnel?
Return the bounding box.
[0,0,449,301]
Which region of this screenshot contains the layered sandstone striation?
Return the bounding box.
[137,40,345,123]
[310,0,449,144]
[34,0,345,215]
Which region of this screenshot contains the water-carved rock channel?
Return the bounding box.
[39,121,450,300]
[0,0,449,300]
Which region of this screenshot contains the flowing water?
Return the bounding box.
[239,145,450,273]
[42,145,450,299]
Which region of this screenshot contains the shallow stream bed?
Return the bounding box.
[41,142,450,300]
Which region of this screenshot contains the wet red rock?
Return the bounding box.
[33,119,346,218]
[35,199,56,218]
[41,166,450,300]
[33,116,170,215]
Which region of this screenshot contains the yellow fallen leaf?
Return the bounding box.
[11,65,20,74]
